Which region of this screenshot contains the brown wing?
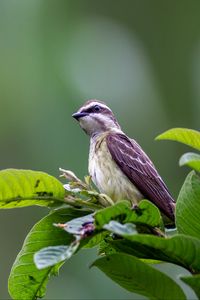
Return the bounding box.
[106,133,175,221]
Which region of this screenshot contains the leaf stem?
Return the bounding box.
[63,197,102,210]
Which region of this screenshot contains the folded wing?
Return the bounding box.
[106,133,175,221]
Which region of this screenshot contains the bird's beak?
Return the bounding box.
[72,112,88,120]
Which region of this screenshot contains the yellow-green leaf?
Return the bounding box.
[156,128,200,151]
[0,169,65,208]
[179,152,200,172]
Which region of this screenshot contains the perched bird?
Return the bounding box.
[72,100,175,221]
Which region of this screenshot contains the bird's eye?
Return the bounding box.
[93,105,101,112]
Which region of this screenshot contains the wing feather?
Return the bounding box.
[106,133,175,221]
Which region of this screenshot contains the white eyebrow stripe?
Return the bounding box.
[81,102,112,112]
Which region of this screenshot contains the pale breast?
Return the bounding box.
[89,134,143,204]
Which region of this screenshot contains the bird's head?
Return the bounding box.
[72,100,121,137]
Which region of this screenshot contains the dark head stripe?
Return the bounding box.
[80,99,112,113]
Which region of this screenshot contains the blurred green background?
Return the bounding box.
[0,0,200,299]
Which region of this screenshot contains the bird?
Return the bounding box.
[72,99,175,222]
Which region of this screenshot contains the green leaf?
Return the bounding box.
[181,274,200,299]
[55,212,105,250]
[58,213,94,235]
[83,231,108,249]
[92,253,186,299]
[94,200,131,229]
[0,169,65,209]
[8,207,88,300]
[34,244,79,269]
[125,200,163,228]
[109,234,200,273]
[176,171,200,239]
[94,200,162,230]
[98,236,117,256]
[156,128,200,151]
[179,152,200,172]
[104,221,137,235]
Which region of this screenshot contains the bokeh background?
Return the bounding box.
[0,0,200,299]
